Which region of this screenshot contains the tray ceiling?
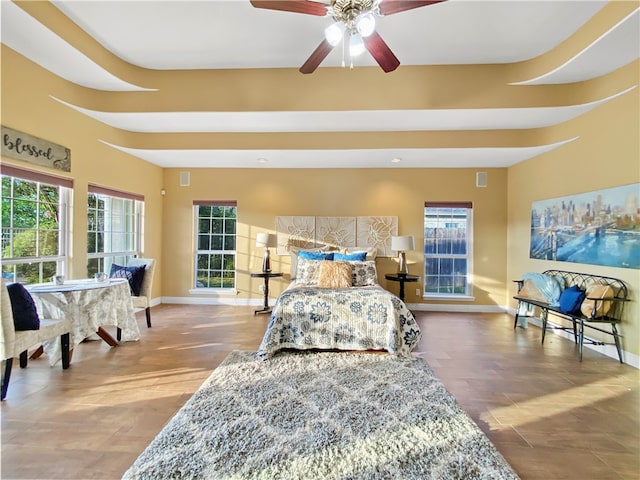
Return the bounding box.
[1,0,638,168]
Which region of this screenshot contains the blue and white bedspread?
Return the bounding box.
[257,284,421,360]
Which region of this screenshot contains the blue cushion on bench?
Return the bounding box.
[558,285,585,315]
[521,272,563,306]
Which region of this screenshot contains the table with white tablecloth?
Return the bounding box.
[27,279,140,365]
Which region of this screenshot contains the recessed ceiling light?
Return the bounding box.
[257,158,268,164]
[391,157,402,163]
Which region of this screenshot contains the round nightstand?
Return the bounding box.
[250,272,283,314]
[384,273,420,302]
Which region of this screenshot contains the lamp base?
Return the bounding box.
[397,251,408,276]
[262,248,271,273]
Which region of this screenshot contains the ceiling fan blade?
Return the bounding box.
[300,38,335,74]
[378,0,446,16]
[363,32,400,73]
[249,0,328,16]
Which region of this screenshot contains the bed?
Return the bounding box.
[257,256,421,360]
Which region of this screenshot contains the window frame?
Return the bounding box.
[86,183,144,277]
[191,200,237,293]
[1,164,72,284]
[423,201,474,300]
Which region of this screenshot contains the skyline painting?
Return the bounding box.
[529,183,640,269]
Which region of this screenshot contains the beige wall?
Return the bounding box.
[507,62,640,358]
[161,167,507,305]
[0,47,164,297]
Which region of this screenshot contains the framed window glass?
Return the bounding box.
[1,168,71,284]
[194,201,237,289]
[423,202,473,297]
[87,185,143,277]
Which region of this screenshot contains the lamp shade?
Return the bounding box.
[391,235,415,252]
[256,233,276,248]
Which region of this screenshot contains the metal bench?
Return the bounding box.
[513,269,629,363]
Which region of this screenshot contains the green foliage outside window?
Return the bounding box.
[195,205,237,288]
[1,176,62,284]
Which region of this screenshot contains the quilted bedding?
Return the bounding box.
[257,283,421,360]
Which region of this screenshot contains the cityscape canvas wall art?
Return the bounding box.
[529,183,640,269]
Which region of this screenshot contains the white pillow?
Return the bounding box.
[343,246,377,260]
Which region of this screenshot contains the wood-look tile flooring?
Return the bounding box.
[1,305,638,479]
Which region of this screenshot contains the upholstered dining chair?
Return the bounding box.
[1,281,71,401]
[126,257,155,329]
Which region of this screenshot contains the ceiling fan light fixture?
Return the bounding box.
[250,0,445,74]
[356,12,376,37]
[349,33,366,57]
[325,22,345,46]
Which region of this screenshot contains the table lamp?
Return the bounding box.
[256,233,276,272]
[391,235,415,276]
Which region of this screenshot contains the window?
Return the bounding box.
[194,201,237,290]
[423,202,473,297]
[87,184,143,277]
[1,165,71,284]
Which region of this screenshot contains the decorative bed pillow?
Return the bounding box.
[110,264,146,296]
[580,284,614,318]
[317,261,352,288]
[289,246,336,280]
[343,246,377,260]
[558,285,585,315]
[7,282,40,331]
[333,251,367,261]
[298,250,335,261]
[295,257,323,285]
[350,260,378,286]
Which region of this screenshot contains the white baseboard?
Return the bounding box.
[407,303,505,313]
[161,296,263,307]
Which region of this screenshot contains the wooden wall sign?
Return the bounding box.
[1,125,71,172]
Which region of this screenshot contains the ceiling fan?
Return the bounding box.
[250,0,446,74]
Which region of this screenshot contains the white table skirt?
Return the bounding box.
[28,279,140,365]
